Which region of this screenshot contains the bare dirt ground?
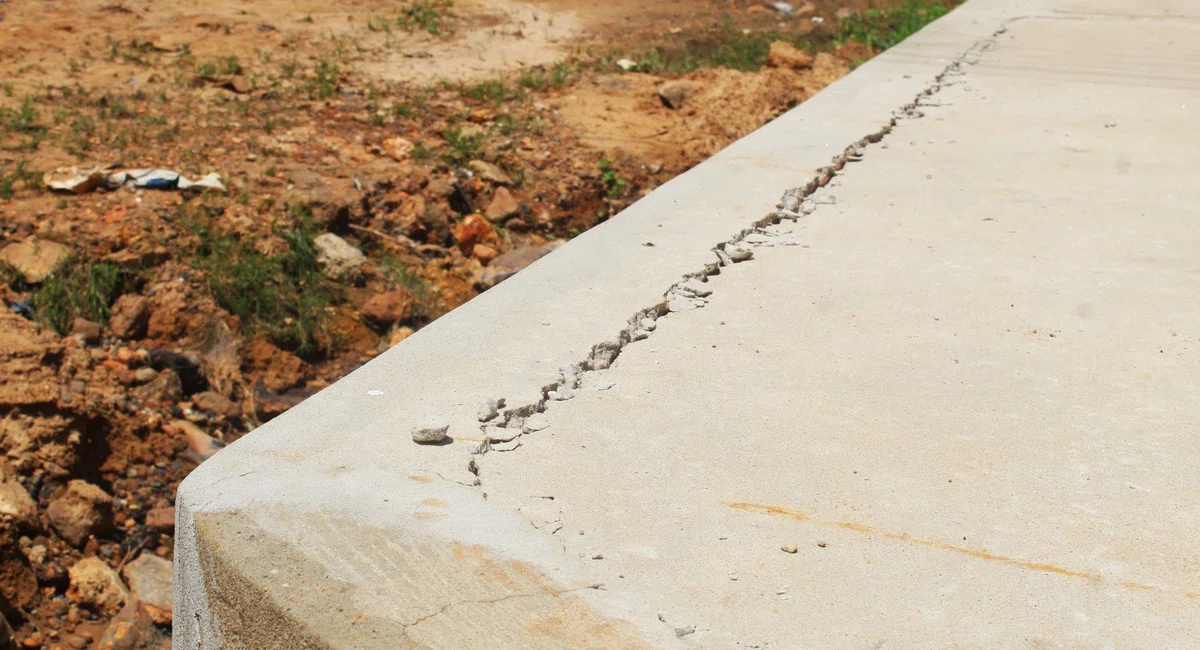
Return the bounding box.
[0,0,953,646]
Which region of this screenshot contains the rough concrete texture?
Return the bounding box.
[174,1,1200,647]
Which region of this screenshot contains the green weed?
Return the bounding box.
[399,0,452,36]
[440,128,484,165]
[0,159,38,199]
[597,157,626,198]
[837,0,956,53]
[190,216,339,358]
[30,258,127,334]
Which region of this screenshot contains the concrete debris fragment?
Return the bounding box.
[485,425,520,443]
[616,58,637,71]
[675,626,696,638]
[781,544,798,554]
[725,243,754,262]
[491,439,522,452]
[412,419,449,444]
[522,413,550,433]
[477,396,505,422]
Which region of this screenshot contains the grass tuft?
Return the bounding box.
[30,258,127,334]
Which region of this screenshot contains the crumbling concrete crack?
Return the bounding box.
[465,22,1008,482]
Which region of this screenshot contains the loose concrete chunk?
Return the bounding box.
[412,419,449,443]
[67,557,129,615]
[724,243,753,262]
[485,426,520,443]
[477,396,505,422]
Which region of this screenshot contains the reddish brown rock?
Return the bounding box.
[241,339,306,393]
[191,391,238,418]
[360,289,417,329]
[142,507,175,533]
[452,214,498,256]
[46,481,114,547]
[484,187,521,222]
[108,295,149,341]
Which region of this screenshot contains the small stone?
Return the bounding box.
[65,635,89,650]
[781,544,798,554]
[130,369,182,403]
[191,391,238,418]
[591,552,604,560]
[165,420,224,461]
[674,626,696,638]
[0,461,37,529]
[20,632,41,649]
[817,541,827,548]
[96,601,167,650]
[313,233,366,280]
[484,187,520,222]
[0,238,70,283]
[468,160,513,186]
[360,289,417,329]
[70,318,102,344]
[412,419,449,444]
[67,557,129,614]
[132,367,158,385]
[472,244,498,264]
[657,80,696,110]
[616,58,637,71]
[478,241,562,289]
[143,507,175,533]
[452,214,498,256]
[767,41,814,69]
[382,136,414,161]
[121,554,173,625]
[108,295,149,340]
[46,481,114,547]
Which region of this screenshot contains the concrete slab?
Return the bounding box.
[174,1,1200,647]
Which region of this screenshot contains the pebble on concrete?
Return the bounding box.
[412,419,449,444]
[781,544,798,554]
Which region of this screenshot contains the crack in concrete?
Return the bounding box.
[400,583,603,633]
[465,22,1009,482]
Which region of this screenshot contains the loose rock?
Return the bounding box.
[107,296,149,340]
[143,507,175,534]
[382,136,414,161]
[780,544,798,554]
[95,601,169,650]
[70,318,102,344]
[452,214,498,256]
[360,289,417,329]
[0,462,37,530]
[484,187,521,222]
[412,419,449,444]
[468,160,513,186]
[0,239,70,283]
[478,242,562,289]
[120,554,173,625]
[164,420,223,461]
[313,233,366,280]
[476,396,504,422]
[191,391,238,418]
[67,557,128,614]
[130,370,182,404]
[46,481,114,547]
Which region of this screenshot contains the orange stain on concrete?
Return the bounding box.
[726,502,1189,600]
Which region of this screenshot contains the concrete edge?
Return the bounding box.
[172,2,1048,646]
